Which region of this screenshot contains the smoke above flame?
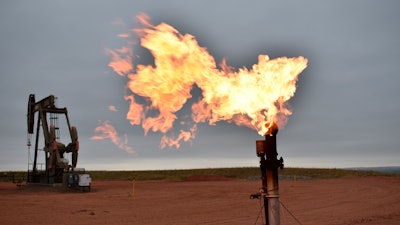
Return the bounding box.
[103,13,308,149]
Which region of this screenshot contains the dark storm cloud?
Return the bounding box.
[0,0,399,170]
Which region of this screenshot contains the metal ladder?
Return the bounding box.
[49,97,60,141]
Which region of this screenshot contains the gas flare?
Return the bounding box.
[108,105,118,112]
[91,120,136,154]
[106,13,307,148]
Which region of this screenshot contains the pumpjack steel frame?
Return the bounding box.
[27,94,79,184]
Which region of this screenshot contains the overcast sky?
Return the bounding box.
[1,1,399,171]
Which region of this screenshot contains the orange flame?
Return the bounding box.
[108,105,118,112]
[91,120,136,155]
[106,14,308,148]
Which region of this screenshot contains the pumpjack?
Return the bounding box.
[27,94,91,190]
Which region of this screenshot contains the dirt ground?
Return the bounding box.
[1,176,400,225]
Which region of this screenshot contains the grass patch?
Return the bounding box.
[87,167,392,181]
[280,167,386,179]
[0,171,27,183]
[0,167,394,182]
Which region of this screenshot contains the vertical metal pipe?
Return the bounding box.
[265,134,280,225]
[256,145,269,224]
[256,123,283,225]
